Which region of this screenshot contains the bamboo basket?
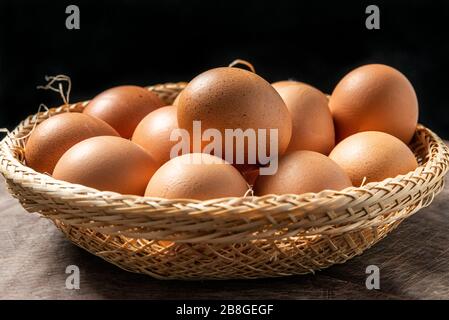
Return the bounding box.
[1,82,448,280]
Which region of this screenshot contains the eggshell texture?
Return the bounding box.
[132,106,179,166]
[255,150,352,195]
[278,84,335,154]
[177,67,292,164]
[329,131,418,186]
[53,136,158,195]
[145,153,249,200]
[83,85,165,138]
[329,64,418,143]
[25,113,119,174]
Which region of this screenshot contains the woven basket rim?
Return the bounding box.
[1,82,448,233]
[1,122,444,200]
[0,120,446,202]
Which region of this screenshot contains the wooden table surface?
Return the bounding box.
[1,155,449,300]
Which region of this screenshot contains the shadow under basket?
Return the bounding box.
[1,82,449,280]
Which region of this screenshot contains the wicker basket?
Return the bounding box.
[1,82,448,280]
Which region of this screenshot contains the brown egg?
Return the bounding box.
[25,113,119,174]
[329,131,418,186]
[271,80,304,92]
[177,67,292,165]
[329,64,419,143]
[53,136,158,195]
[131,106,179,166]
[255,150,352,195]
[145,153,249,200]
[277,84,335,154]
[83,85,165,138]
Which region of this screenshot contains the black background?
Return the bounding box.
[0,0,448,138]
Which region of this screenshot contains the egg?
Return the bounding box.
[25,113,119,174]
[329,64,419,143]
[53,136,158,195]
[83,85,165,138]
[271,80,303,92]
[255,150,352,195]
[329,131,418,186]
[277,83,335,154]
[177,67,292,165]
[145,153,249,200]
[131,106,179,166]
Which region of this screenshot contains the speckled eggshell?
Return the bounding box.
[25,112,119,174]
[83,85,165,138]
[255,150,352,195]
[329,131,418,186]
[329,64,419,143]
[177,67,292,164]
[53,136,159,196]
[145,153,249,200]
[278,84,335,155]
[131,105,179,166]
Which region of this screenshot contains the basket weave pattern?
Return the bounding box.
[1,83,448,280]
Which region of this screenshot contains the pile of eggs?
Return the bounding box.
[25,63,419,200]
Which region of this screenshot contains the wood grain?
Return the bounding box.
[1,157,448,299]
